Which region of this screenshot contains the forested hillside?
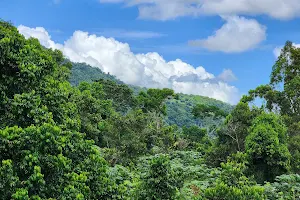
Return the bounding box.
[70,62,233,129]
[1,20,300,199]
[70,62,123,85]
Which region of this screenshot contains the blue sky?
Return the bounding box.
[1,0,300,104]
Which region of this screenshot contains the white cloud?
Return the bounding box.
[99,0,300,21]
[274,43,300,57]
[18,25,240,104]
[218,69,237,82]
[18,25,62,50]
[189,16,266,53]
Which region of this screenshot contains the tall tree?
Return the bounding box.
[242,41,300,173]
[246,113,291,183]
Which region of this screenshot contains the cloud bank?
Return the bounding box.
[18,25,240,104]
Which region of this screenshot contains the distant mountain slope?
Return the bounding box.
[70,62,123,85]
[70,62,234,127]
[166,94,233,128]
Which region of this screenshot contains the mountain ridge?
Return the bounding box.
[70,62,234,128]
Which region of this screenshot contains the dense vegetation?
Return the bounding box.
[1,20,300,199]
[70,62,234,129]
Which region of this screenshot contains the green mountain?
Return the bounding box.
[70,62,122,85]
[70,62,234,128]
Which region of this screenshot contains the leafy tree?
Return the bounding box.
[181,126,211,151]
[202,153,266,200]
[76,82,113,145]
[0,160,20,199]
[0,124,127,199]
[241,42,300,174]
[137,154,183,200]
[206,102,261,166]
[0,20,79,130]
[288,122,300,173]
[138,88,176,115]
[95,79,137,113]
[192,104,229,137]
[242,41,300,123]
[245,113,291,182]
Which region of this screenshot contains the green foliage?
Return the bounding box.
[166,94,233,128]
[76,81,113,145]
[95,79,137,113]
[0,124,126,199]
[246,113,291,182]
[193,104,228,119]
[69,63,233,128]
[288,122,300,173]
[0,20,79,130]
[101,109,178,165]
[192,103,230,137]
[0,160,19,199]
[242,42,300,174]
[181,126,212,151]
[207,102,260,166]
[264,174,300,200]
[182,126,208,143]
[137,154,183,200]
[202,153,266,200]
[70,62,122,86]
[138,88,175,115]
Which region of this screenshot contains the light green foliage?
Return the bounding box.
[202,153,266,200]
[137,154,183,200]
[10,91,54,127]
[264,174,300,199]
[246,113,291,182]
[0,160,20,199]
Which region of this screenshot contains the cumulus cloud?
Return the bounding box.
[189,16,266,53]
[18,25,240,104]
[99,0,300,21]
[18,25,62,49]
